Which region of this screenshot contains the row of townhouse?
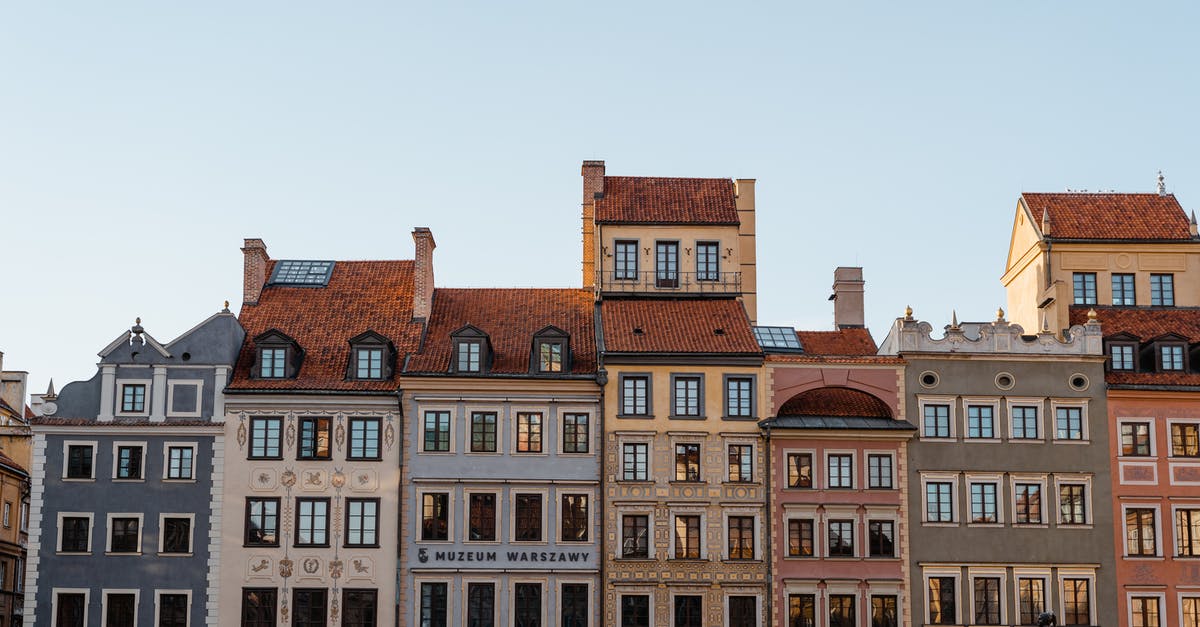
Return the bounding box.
[17,161,1200,627]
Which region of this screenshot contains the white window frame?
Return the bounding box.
[669,506,707,560]
[824,449,857,490]
[106,512,145,555]
[153,589,192,627]
[782,503,820,559]
[418,405,456,454]
[559,407,595,456]
[618,434,653,482]
[616,506,656,560]
[722,508,760,561]
[724,593,760,627]
[558,489,595,545]
[1168,419,1200,458]
[460,578,500,627]
[961,397,1001,441]
[56,512,94,554]
[463,488,501,545]
[1050,399,1090,443]
[917,395,957,441]
[863,449,895,490]
[51,588,90,627]
[668,590,706,627]
[115,378,152,417]
[863,505,901,559]
[162,442,198,481]
[416,488,455,544]
[1118,417,1158,459]
[414,578,453,627]
[1012,568,1052,626]
[1057,571,1097,627]
[111,441,148,481]
[158,513,196,555]
[509,487,549,545]
[1009,473,1048,527]
[463,404,504,456]
[1055,474,1094,527]
[165,379,204,418]
[1172,502,1200,557]
[923,567,961,626]
[102,588,140,626]
[617,590,656,627]
[824,505,859,559]
[967,567,1008,626]
[724,436,757,484]
[1176,593,1200,627]
[556,579,595,627]
[511,578,549,627]
[965,473,1005,526]
[1006,397,1045,442]
[920,472,960,525]
[512,405,548,456]
[1121,502,1163,557]
[61,440,98,481]
[783,447,818,489]
[825,585,861,627]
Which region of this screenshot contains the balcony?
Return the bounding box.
[597,270,742,296]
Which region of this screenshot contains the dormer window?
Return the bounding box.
[254,330,302,379]
[531,326,571,374]
[262,349,286,378]
[357,348,382,378]
[458,341,482,372]
[1111,343,1136,371]
[539,342,563,372]
[1161,343,1186,371]
[451,325,492,374]
[346,331,396,381]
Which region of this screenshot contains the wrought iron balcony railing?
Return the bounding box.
[598,270,742,295]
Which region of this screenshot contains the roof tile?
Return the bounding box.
[778,387,893,418]
[794,328,878,356]
[1024,193,1192,240]
[596,176,739,224]
[601,299,760,354]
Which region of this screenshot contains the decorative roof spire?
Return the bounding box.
[1041,207,1051,236]
[1158,170,1167,196]
[131,317,145,346]
[45,379,57,400]
[996,307,1005,322]
[1191,211,1198,238]
[223,300,231,313]
[950,310,960,329]
[904,305,913,321]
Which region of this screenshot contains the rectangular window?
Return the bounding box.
[1183,598,1200,627]
[516,412,543,453]
[621,595,650,627]
[926,482,954,522]
[162,517,191,553]
[466,583,495,627]
[828,519,853,557]
[56,592,86,627]
[157,593,188,627]
[1162,344,1185,371]
[696,241,719,281]
[966,405,994,439]
[621,375,649,416]
[421,493,449,542]
[622,515,649,559]
[1012,406,1039,439]
[109,517,139,553]
[1122,422,1152,456]
[787,519,814,557]
[106,592,136,626]
[423,411,451,452]
[674,595,702,627]
[470,412,497,453]
[868,454,893,488]
[622,443,648,481]
[868,520,894,557]
[468,493,496,542]
[1132,597,1161,627]
[788,595,815,627]
[538,341,563,373]
[66,445,94,479]
[297,416,331,460]
[1056,407,1084,440]
[561,584,588,627]
[923,404,950,438]
[614,240,638,280]
[560,494,589,542]
[562,413,589,453]
[1151,273,1175,306]
[672,375,702,417]
[345,499,379,547]
[293,589,326,627]
[261,348,286,378]
[514,582,542,627]
[347,417,381,460]
[294,498,329,547]
[928,577,957,625]
[970,483,998,523]
[356,347,383,379]
[1018,578,1045,625]
[973,577,1001,625]
[1060,484,1088,525]
[727,515,754,560]
[241,588,277,627]
[728,445,753,482]
[675,444,701,482]
[728,596,756,627]
[420,582,448,627]
[245,498,279,546]
[1178,509,1200,556]
[655,241,679,288]
[829,595,854,627]
[1112,344,1135,370]
[1113,273,1136,305]
[674,515,700,559]
[457,341,481,372]
[343,589,377,627]
[725,376,754,418]
[116,445,143,479]
[1174,424,1200,457]
[1127,508,1158,556]
[61,517,90,552]
[166,446,194,480]
[787,453,812,488]
[1014,483,1042,524]
[1063,579,1091,626]
[249,417,282,459]
[1073,272,1097,305]
[514,494,543,542]
[121,384,146,413]
[827,454,853,488]
[872,595,898,627]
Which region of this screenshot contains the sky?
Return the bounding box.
[3,2,1199,400]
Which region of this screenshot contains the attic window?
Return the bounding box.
[347,331,395,381]
[753,326,803,351]
[1159,342,1186,371]
[451,325,491,374]
[532,325,571,374]
[255,330,302,379]
[458,341,482,373]
[539,342,563,372]
[268,260,335,286]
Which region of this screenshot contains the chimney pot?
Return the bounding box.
[831,267,866,329]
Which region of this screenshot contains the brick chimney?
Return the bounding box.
[241,238,270,306]
[830,267,865,329]
[412,227,436,321]
[581,160,605,289]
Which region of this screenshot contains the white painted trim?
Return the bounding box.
[961,397,1001,441]
[1050,399,1090,443]
[50,588,90,627]
[510,577,549,627]
[110,441,148,480]
[966,566,1008,625]
[162,442,198,481]
[509,487,549,545]
[60,440,97,480]
[557,489,596,545]
[1006,397,1045,441]
[158,513,196,555]
[1055,474,1094,527]
[616,589,656,627]
[1058,570,1097,626]
[460,579,500,627]
[418,405,457,454]
[115,378,153,417]
[22,433,47,622]
[166,379,205,419]
[922,567,961,626]
[556,578,595,627]
[55,511,94,553]
[153,589,192,627]
[105,512,145,554]
[823,449,857,490]
[101,588,141,626]
[917,395,957,440]
[205,434,223,626]
[463,488,502,545]
[416,487,456,544]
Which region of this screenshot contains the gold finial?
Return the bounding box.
[996,307,1005,321]
[1087,308,1098,321]
[904,305,913,320]
[224,300,229,309]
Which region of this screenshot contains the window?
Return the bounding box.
[4,502,11,528]
[537,341,564,373]
[622,515,649,558]
[296,417,331,460]
[423,411,451,452]
[872,595,898,627]
[1151,273,1175,306]
[66,444,94,479]
[1127,508,1158,556]
[923,404,950,438]
[514,494,543,542]
[970,482,998,523]
[516,412,543,453]
[248,417,282,459]
[674,595,701,627]
[620,375,650,416]
[614,240,638,280]
[926,482,954,523]
[1122,422,1152,456]
[675,444,700,482]
[1184,597,1200,627]
[622,443,648,481]
[165,446,194,480]
[343,589,377,627]
[1178,509,1200,556]
[869,520,894,557]
[345,499,379,547]
[928,577,957,625]
[1162,344,1186,371]
[972,577,1001,625]
[868,454,893,489]
[157,593,188,627]
[468,493,496,542]
[829,595,855,627]
[827,454,853,488]
[457,340,482,373]
[470,412,497,453]
[1018,578,1045,625]
[61,517,90,552]
[347,417,381,460]
[1062,579,1090,626]
[245,498,279,546]
[728,596,756,627]
[419,582,448,627]
[1014,483,1042,524]
[1112,344,1135,370]
[293,588,327,627]
[109,517,139,553]
[107,592,137,625]
[421,493,449,541]
[1060,484,1088,525]
[161,517,191,554]
[696,241,719,281]
[560,494,589,542]
[1056,407,1084,440]
[788,519,814,557]
[1073,272,1097,305]
[788,595,815,627]
[1174,424,1200,457]
[1112,273,1136,305]
[728,445,753,482]
[725,376,754,418]
[355,347,384,379]
[671,375,702,417]
[514,583,542,627]
[295,498,329,547]
[621,595,650,627]
[115,445,143,479]
[260,347,286,378]
[1012,406,1039,439]
[727,516,754,560]
[562,413,589,453]
[674,515,700,558]
[655,241,679,288]
[787,453,812,488]
[56,591,86,627]
[467,583,495,627]
[1131,597,1160,627]
[120,384,146,413]
[967,405,994,439]
[828,519,853,557]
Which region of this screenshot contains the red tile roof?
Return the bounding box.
[778,387,893,418]
[23,405,34,420]
[601,299,760,354]
[405,288,596,375]
[230,260,425,391]
[1069,306,1200,342]
[1023,193,1193,241]
[0,450,26,476]
[596,176,739,224]
[795,328,878,356]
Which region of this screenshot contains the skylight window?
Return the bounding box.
[753,326,803,351]
[269,260,335,286]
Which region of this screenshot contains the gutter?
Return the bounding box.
[763,422,773,626]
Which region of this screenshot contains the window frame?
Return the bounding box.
[868,519,895,558]
[613,239,639,280]
[654,239,681,289]
[671,511,704,559]
[1120,420,1155,457]
[867,452,894,489]
[165,379,204,418]
[785,450,814,489]
[925,571,960,625]
[346,416,382,461]
[825,451,855,489]
[62,441,97,481]
[1159,341,1187,372]
[559,492,591,543]
[1171,421,1200,458]
[695,240,720,281]
[1058,573,1095,626]
[514,411,545,454]
[56,512,94,554]
[116,379,151,416]
[293,497,331,548]
[463,580,498,627]
[1011,475,1047,526]
[1057,478,1091,527]
[417,580,450,627]
[1110,342,1137,371]
[344,498,381,548]
[726,442,754,483]
[725,513,757,561]
[922,473,959,525]
[963,399,1000,441]
[158,513,194,555]
[102,589,140,627]
[469,410,499,454]
[1174,506,1200,557]
[1124,505,1161,557]
[671,594,703,627]
[1013,571,1050,626]
[419,490,452,543]
[673,442,702,483]
[827,518,855,558]
[970,570,1006,626]
[163,442,197,481]
[354,346,385,380]
[52,588,90,627]
[786,516,816,558]
[620,512,652,559]
[1052,401,1089,442]
[342,588,378,627]
[111,441,147,481]
[967,476,1003,525]
[561,412,591,454]
[722,374,756,420]
[1006,398,1044,441]
[1112,272,1136,306]
[618,373,652,417]
[620,440,650,482]
[918,397,956,440]
[244,497,281,547]
[247,417,283,460]
[669,373,704,419]
[105,512,143,554]
[512,491,546,543]
[1072,272,1097,305]
[421,409,453,454]
[466,490,499,543]
[295,416,332,461]
[1151,273,1175,306]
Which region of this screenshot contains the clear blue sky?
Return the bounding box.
[4,2,1199,399]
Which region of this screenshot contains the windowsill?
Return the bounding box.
[559,540,592,545]
[723,481,761,487]
[668,415,707,420]
[105,551,143,556]
[783,555,816,560]
[967,522,1004,528]
[420,451,454,455]
[1124,555,1163,560]
[247,457,284,461]
[56,551,91,556]
[1058,523,1093,529]
[866,555,900,560]
[1053,439,1090,445]
[296,458,333,462]
[346,457,384,462]
[158,552,194,557]
[919,437,956,442]
[513,452,549,456]
[112,478,145,483]
[244,543,281,549]
[866,486,896,491]
[616,414,653,419]
[294,544,331,549]
[1009,438,1045,443]
[418,539,453,544]
[825,555,857,560]
[668,558,707,562]
[923,522,959,527]
[559,451,593,456]
[1012,523,1050,529]
[463,540,501,546]
[722,559,761,564]
[61,478,96,483]
[466,450,502,455]
[344,544,381,549]
[1170,457,1200,461]
[784,486,814,491]
[1118,455,1156,460]
[618,479,653,484]
[964,438,1002,443]
[162,479,197,483]
[510,540,549,545]
[669,480,706,485]
[721,416,758,422]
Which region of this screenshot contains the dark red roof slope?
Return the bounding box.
[0,451,26,476]
[778,387,893,418]
[405,289,596,375]
[1024,193,1192,240]
[1070,306,1200,386]
[596,176,739,224]
[602,299,760,354]
[795,328,878,356]
[230,260,425,391]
